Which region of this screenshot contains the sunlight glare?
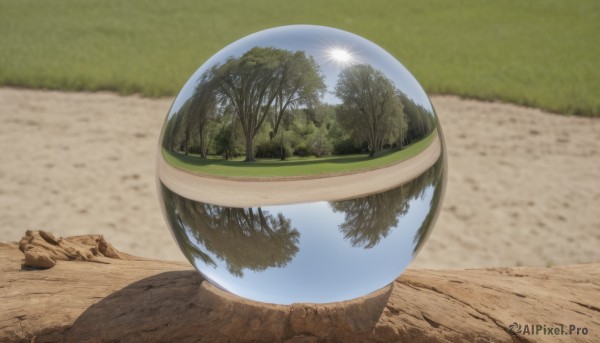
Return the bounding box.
[329,48,353,64]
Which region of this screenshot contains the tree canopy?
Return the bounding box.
[330,157,443,249]
[161,184,300,277]
[210,47,325,161]
[161,50,437,163]
[335,64,407,156]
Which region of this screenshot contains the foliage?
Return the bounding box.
[159,183,217,267]
[210,47,325,161]
[412,155,445,256]
[308,127,333,158]
[335,64,407,156]
[188,73,220,157]
[255,133,295,159]
[213,112,245,160]
[161,130,436,178]
[330,154,443,249]
[398,92,436,147]
[161,184,300,277]
[161,45,437,171]
[268,52,327,137]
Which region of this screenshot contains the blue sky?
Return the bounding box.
[184,184,434,304]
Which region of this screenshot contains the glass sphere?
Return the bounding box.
[157,25,446,304]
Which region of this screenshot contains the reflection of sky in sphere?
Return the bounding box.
[168,25,433,119]
[186,185,433,304]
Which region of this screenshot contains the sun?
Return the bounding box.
[328,48,354,65]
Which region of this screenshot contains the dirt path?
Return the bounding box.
[0,88,598,268]
[158,133,441,207]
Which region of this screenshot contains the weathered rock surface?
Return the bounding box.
[1,232,599,342]
[18,230,129,268]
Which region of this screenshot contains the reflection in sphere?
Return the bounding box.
[157,25,447,304]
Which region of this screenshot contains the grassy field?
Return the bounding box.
[163,130,436,178]
[1,1,599,116]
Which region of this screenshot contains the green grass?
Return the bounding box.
[163,131,436,178]
[1,0,599,116]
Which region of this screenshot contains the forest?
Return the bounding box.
[161,47,436,163]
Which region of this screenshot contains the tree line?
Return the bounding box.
[162,47,436,162]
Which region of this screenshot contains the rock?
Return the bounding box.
[17,230,129,269]
[39,230,60,245]
[0,231,598,342]
[23,246,56,269]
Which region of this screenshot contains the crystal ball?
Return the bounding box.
[157,25,446,304]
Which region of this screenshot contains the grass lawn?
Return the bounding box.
[1,1,599,116]
[163,131,436,178]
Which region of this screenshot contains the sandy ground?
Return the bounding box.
[1,88,599,269]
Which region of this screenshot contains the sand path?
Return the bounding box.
[0,88,598,268]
